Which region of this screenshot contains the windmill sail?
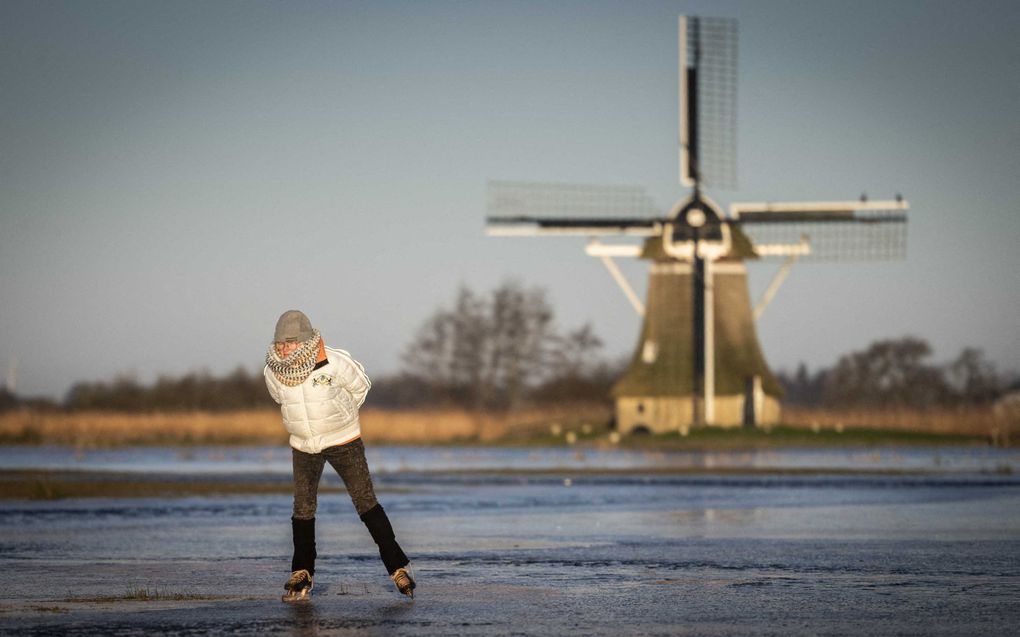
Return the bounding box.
[734,200,908,261]
[680,16,737,190]
[486,180,663,235]
[487,180,660,218]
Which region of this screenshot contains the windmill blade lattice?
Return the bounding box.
[487,181,661,218]
[734,201,907,261]
[681,16,738,190]
[486,181,664,235]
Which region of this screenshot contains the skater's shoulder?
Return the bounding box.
[324,346,364,367]
[324,345,355,359]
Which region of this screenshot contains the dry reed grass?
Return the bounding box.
[0,409,285,448]
[782,405,999,437]
[363,403,612,444]
[1,403,1005,448]
[0,403,613,448]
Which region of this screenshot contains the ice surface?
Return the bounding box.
[1,447,1019,635]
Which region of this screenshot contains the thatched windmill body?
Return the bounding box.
[487,16,907,433]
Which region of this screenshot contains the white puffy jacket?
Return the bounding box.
[264,346,371,454]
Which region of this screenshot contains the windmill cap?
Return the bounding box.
[274,310,314,343]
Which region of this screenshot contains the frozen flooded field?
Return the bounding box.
[1,446,1019,635]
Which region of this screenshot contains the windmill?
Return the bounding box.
[486,16,907,433]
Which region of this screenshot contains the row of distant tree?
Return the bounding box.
[1,282,1014,413]
[62,367,272,412]
[777,337,1012,408]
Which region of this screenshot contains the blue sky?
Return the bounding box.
[2,0,1018,399]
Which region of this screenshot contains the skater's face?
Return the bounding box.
[275,341,302,357]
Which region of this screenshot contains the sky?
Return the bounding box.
[2,0,1018,400]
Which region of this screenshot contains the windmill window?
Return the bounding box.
[637,402,645,414]
[642,340,658,364]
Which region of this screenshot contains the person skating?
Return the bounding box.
[264,310,416,602]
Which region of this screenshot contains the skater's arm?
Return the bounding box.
[263,366,282,404]
[332,349,371,407]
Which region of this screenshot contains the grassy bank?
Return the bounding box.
[5,461,1008,501]
[0,404,1006,449]
[544,425,988,451]
[0,470,295,500]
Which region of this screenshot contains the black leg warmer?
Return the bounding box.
[291,516,317,576]
[359,504,409,574]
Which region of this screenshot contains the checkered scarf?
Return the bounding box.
[266,329,322,387]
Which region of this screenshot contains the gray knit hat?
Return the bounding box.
[274,310,314,343]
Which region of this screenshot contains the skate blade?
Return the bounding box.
[282,590,312,603]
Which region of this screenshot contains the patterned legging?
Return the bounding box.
[291,438,378,518]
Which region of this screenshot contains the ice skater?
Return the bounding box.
[264,310,415,602]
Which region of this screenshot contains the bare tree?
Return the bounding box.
[549,323,604,381]
[402,280,561,409]
[449,287,489,406]
[946,347,1002,405]
[489,282,555,408]
[823,337,948,407]
[402,311,456,402]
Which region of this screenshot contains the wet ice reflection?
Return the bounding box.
[1,445,1018,474]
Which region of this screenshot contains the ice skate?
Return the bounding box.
[391,566,416,599]
[282,569,313,602]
